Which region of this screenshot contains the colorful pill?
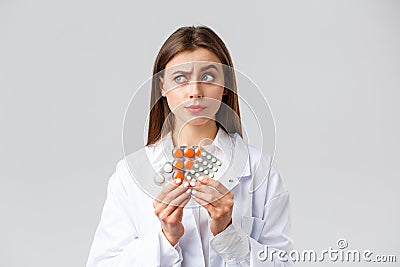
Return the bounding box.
[184,148,195,158]
[195,147,202,157]
[173,171,184,180]
[173,160,184,170]
[173,148,184,158]
[185,160,194,169]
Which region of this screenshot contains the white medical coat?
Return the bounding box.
[86,129,294,266]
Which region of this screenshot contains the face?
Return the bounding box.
[159,48,227,127]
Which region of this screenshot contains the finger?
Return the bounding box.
[192,194,215,213]
[198,176,230,195]
[192,185,223,203]
[157,191,190,219]
[155,181,180,202]
[154,186,188,211]
[170,196,190,218]
[162,185,190,205]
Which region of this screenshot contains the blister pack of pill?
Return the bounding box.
[159,146,222,186]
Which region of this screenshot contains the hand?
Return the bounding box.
[192,176,234,236]
[153,181,191,246]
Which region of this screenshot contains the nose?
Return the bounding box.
[187,81,203,98]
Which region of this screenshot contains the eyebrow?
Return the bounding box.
[171,64,219,75]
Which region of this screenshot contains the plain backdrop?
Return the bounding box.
[1,0,399,266]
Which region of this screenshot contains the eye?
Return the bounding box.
[201,74,214,82]
[174,75,187,83]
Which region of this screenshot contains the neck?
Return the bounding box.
[172,120,219,147]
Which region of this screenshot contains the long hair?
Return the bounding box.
[146,25,242,146]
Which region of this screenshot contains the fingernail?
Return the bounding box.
[186,188,192,194]
[191,189,197,194]
[190,179,196,187]
[183,181,189,187]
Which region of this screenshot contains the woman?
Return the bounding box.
[87,25,294,267]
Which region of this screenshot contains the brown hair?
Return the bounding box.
[146,25,242,146]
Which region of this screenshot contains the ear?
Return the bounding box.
[159,76,165,96]
[223,88,228,96]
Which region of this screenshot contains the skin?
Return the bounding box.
[153,48,234,246]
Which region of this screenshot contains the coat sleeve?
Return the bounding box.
[210,151,295,267]
[86,160,183,267]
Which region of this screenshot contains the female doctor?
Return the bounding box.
[87,25,294,267]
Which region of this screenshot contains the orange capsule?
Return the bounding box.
[173,160,184,170]
[185,160,194,169]
[184,148,195,158]
[173,171,184,180]
[195,147,202,157]
[173,148,183,158]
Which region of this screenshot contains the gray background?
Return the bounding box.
[1,0,399,266]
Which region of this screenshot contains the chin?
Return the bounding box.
[187,117,212,126]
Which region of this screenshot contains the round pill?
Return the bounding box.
[201,151,207,156]
[209,173,214,178]
[173,148,184,158]
[202,161,207,166]
[206,155,211,160]
[184,148,195,158]
[195,147,202,157]
[213,167,218,172]
[216,161,221,166]
[211,158,216,163]
[199,167,204,172]
[163,162,173,173]
[173,160,184,170]
[173,171,184,180]
[154,175,165,184]
[204,170,209,175]
[194,164,199,169]
[198,158,203,163]
[190,169,195,174]
[185,160,194,169]
[195,173,200,177]
[207,164,213,169]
